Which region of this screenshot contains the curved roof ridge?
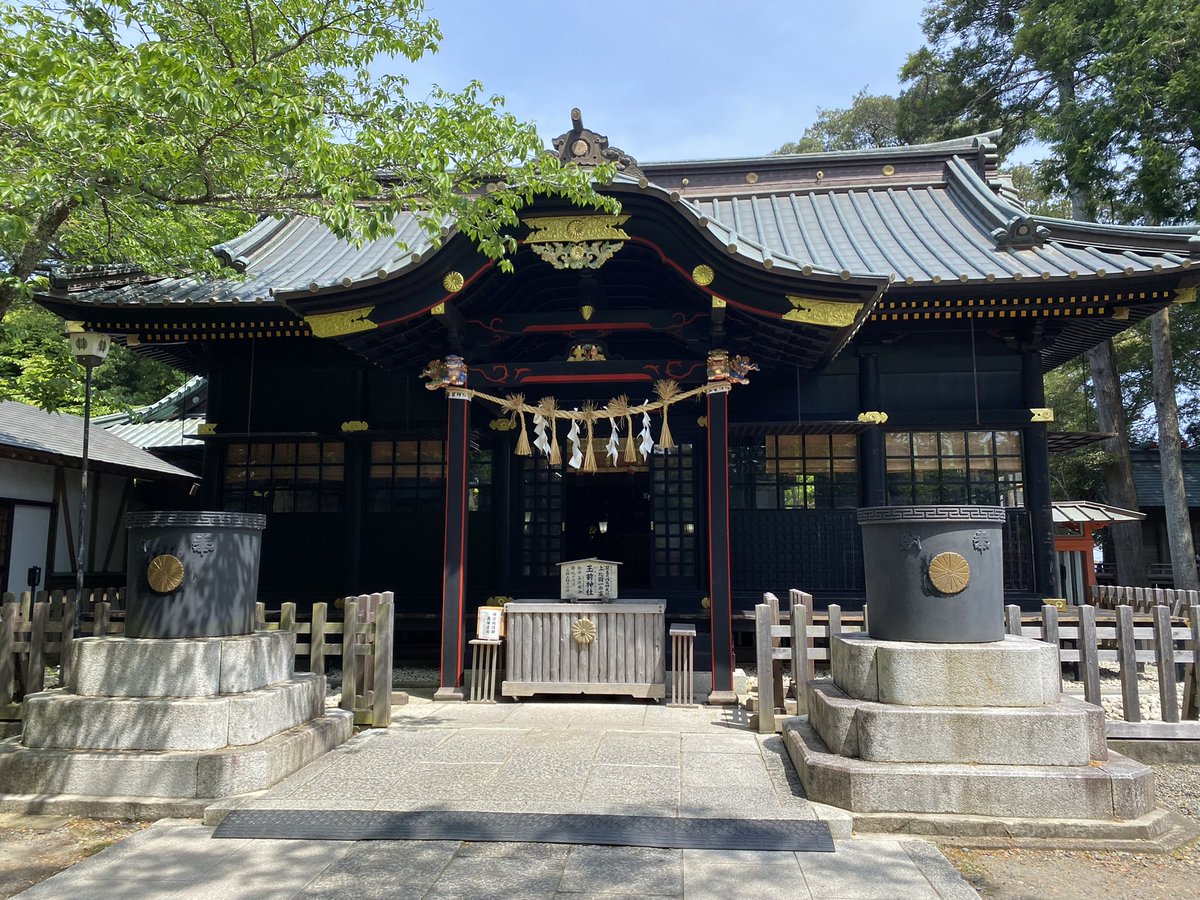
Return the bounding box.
[643,130,1002,169]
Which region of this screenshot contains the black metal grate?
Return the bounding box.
[214,809,834,852]
[651,445,697,579]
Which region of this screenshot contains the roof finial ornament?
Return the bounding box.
[552,108,643,178]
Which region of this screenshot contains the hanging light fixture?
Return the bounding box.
[598,517,609,534]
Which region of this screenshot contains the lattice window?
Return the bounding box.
[652,445,697,578]
[885,430,1024,506]
[223,441,345,514]
[730,434,858,510]
[367,439,445,514]
[519,455,563,577]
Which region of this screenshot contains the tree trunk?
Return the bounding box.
[1151,306,1199,591]
[0,197,78,320]
[1087,339,1148,585]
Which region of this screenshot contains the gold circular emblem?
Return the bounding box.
[882,164,896,177]
[565,217,587,240]
[147,554,185,593]
[692,264,715,286]
[572,617,597,644]
[442,271,464,293]
[745,172,759,184]
[928,552,970,595]
[568,244,586,260]
[572,139,589,157]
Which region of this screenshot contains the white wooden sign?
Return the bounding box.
[558,558,621,600]
[476,605,505,640]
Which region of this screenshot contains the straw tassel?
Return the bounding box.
[537,397,562,466]
[503,393,531,456]
[654,380,680,451]
[582,402,598,473]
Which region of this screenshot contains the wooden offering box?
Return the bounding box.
[503,600,665,699]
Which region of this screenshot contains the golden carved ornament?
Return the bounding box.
[442,271,465,293]
[1174,287,1195,304]
[304,306,376,338]
[692,264,715,286]
[340,421,368,433]
[783,297,864,328]
[197,422,217,435]
[530,241,623,270]
[1029,408,1055,423]
[147,554,185,593]
[523,214,630,244]
[928,552,970,595]
[857,411,889,425]
[489,418,516,432]
[572,617,597,644]
[882,164,896,176]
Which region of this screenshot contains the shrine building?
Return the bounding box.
[36,113,1200,699]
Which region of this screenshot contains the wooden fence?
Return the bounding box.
[754,590,868,734]
[1005,602,1200,739]
[1091,584,1200,617]
[752,592,1199,740]
[255,593,395,728]
[1,589,394,730]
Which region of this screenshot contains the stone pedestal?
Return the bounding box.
[0,633,351,818]
[783,634,1188,844]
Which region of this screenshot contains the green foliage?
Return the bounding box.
[0,0,616,320]
[899,0,1200,223]
[775,89,910,154]
[0,297,186,413]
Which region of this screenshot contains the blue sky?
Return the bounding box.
[398,1,932,162]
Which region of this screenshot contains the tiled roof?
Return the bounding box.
[1052,500,1145,524]
[0,401,195,478]
[104,418,203,450]
[39,133,1200,309]
[1132,448,1200,507]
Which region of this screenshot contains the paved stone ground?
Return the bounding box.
[16,700,977,899]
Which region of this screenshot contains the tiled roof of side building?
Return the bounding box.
[1131,448,1200,507]
[0,401,195,478]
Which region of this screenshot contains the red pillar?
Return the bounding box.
[435,387,471,701]
[706,383,736,704]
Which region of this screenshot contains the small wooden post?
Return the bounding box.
[0,601,16,707]
[1115,605,1141,723]
[791,605,808,715]
[340,598,358,714]
[1183,603,1199,720]
[764,593,784,712]
[755,603,775,734]
[310,602,328,675]
[26,601,48,694]
[371,597,394,726]
[1079,604,1101,706]
[1041,603,1060,646]
[828,604,842,639]
[94,601,110,638]
[1153,604,1179,723]
[280,602,296,634]
[1005,605,1023,636]
[255,602,267,630]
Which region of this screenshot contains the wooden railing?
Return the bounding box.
[1005,602,1200,738]
[752,591,1198,740]
[256,593,394,728]
[1,589,394,730]
[1090,584,1200,616]
[754,590,868,734]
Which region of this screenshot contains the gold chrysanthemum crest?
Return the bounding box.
[571,617,597,644]
[928,551,970,595]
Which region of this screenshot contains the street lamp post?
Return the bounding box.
[67,331,110,617]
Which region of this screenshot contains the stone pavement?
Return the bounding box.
[17,699,979,899]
